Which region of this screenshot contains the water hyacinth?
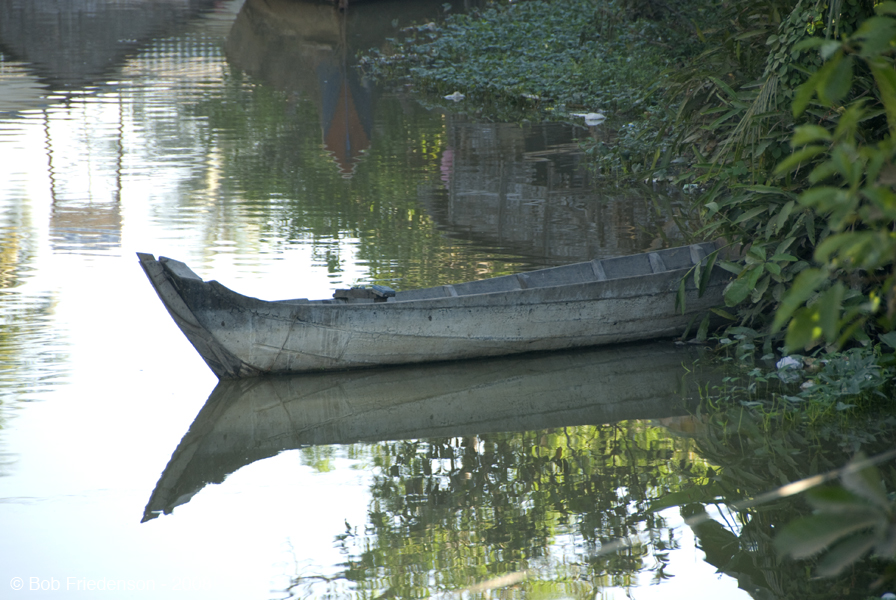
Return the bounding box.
[360,0,699,123]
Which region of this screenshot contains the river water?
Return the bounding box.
[2,1,888,599]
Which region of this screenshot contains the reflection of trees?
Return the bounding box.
[674,408,896,599]
[285,421,715,599]
[0,206,67,404]
[0,210,27,291]
[430,118,676,264]
[192,75,533,289]
[189,69,688,291]
[0,204,68,474]
[0,291,62,396]
[280,403,896,599]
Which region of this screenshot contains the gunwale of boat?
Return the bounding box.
[184,241,723,308]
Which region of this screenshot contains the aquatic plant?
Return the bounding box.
[359,0,700,124]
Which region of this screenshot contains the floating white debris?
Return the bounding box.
[571,112,606,126]
[776,356,802,370]
[444,91,465,102]
[776,355,803,383]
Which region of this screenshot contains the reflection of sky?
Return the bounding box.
[600,508,745,600]
[0,3,370,597]
[0,4,365,295]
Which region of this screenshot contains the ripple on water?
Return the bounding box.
[0,289,72,405]
[0,56,51,115]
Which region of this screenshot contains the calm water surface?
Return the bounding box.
[3,1,885,599]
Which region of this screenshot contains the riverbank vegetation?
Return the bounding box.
[360,0,896,588]
[361,0,895,396]
[363,0,895,355]
[360,0,703,122]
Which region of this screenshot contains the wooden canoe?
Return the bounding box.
[142,342,712,521]
[137,241,728,379]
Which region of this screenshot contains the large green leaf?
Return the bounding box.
[676,276,687,314]
[791,124,832,146]
[840,459,890,509]
[724,278,753,307]
[805,486,876,514]
[875,1,896,16]
[733,205,768,224]
[880,331,896,349]
[799,186,846,212]
[774,200,796,233]
[815,232,861,263]
[869,57,896,134]
[819,55,853,106]
[771,268,828,332]
[774,513,880,559]
[708,76,740,102]
[698,250,719,297]
[817,283,845,344]
[774,145,829,175]
[793,63,825,117]
[815,532,878,577]
[785,306,822,351]
[855,16,896,58]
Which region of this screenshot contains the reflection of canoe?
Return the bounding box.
[137,242,728,379]
[225,0,374,175]
[316,59,371,177]
[142,342,708,521]
[223,0,453,177]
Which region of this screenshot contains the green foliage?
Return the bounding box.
[360,0,703,123]
[796,348,894,405]
[668,0,873,174]
[665,0,813,177]
[650,395,896,595]
[700,319,894,415]
[775,454,896,580]
[683,337,895,585]
[771,6,896,352]
[661,1,861,339]
[666,1,895,355]
[688,177,816,332]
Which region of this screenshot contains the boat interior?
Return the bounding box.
[315,242,717,305]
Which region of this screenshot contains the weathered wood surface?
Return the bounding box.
[143,342,712,521]
[137,241,729,378]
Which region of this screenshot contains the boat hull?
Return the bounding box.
[138,242,730,378]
